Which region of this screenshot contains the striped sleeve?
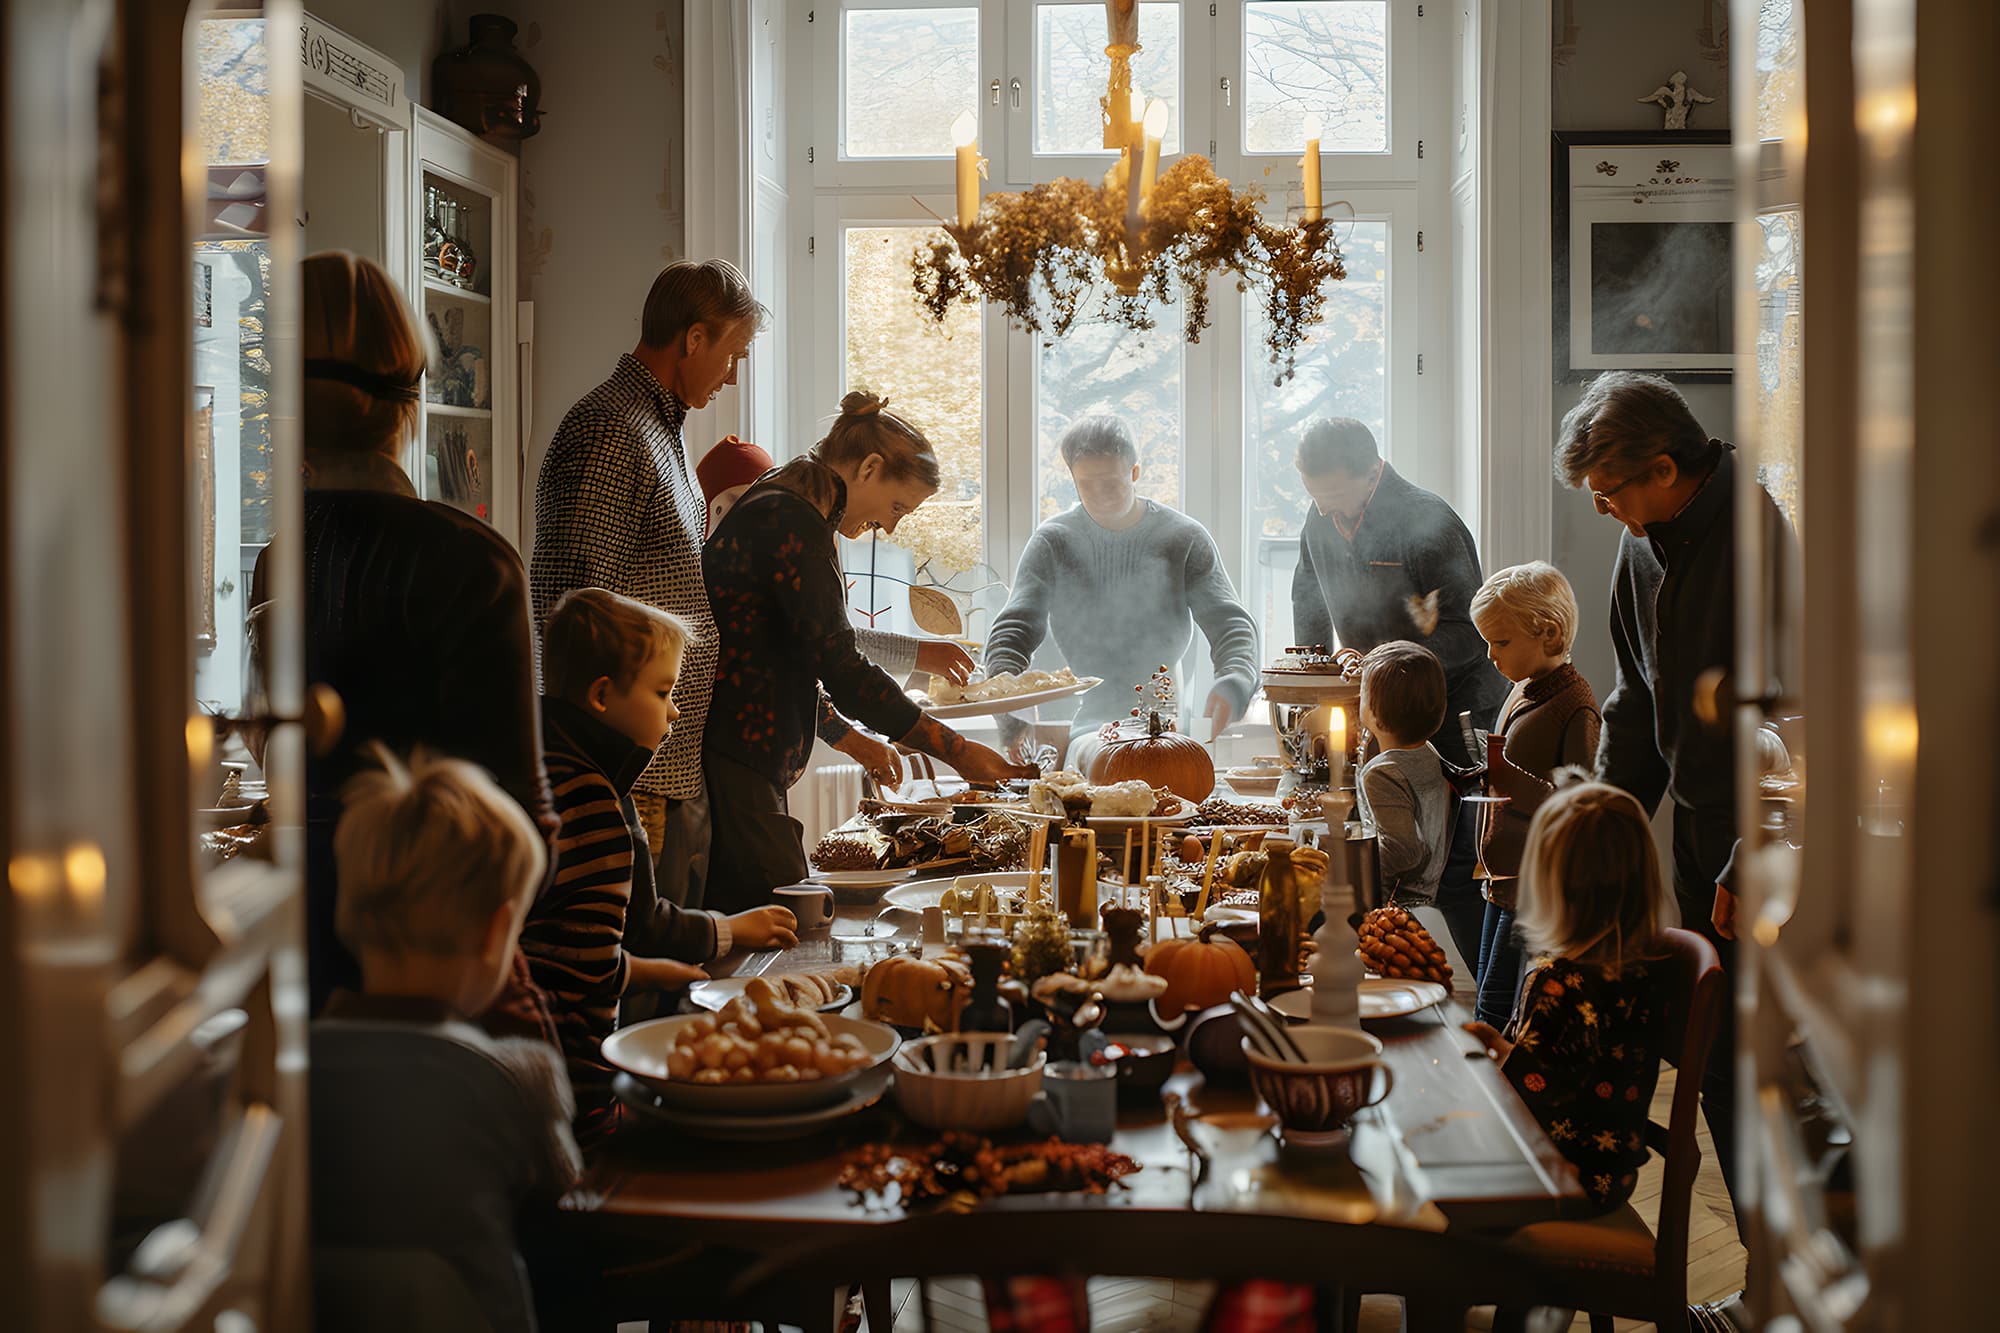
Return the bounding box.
[519,764,635,1047]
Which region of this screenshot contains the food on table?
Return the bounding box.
[1095,963,1169,1003]
[877,812,1034,872]
[927,666,1080,705]
[811,829,886,871]
[1027,769,1174,819]
[1264,645,1363,678]
[839,1133,1139,1207]
[1194,795,1289,827]
[662,977,875,1085]
[762,969,856,1008]
[1009,902,1073,984]
[1144,921,1257,1013]
[860,954,974,1031]
[1085,708,1215,803]
[199,824,267,864]
[1354,906,1454,985]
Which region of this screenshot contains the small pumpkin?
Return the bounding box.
[860,954,973,1031]
[1087,708,1215,802]
[1144,921,1256,1013]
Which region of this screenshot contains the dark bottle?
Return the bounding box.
[959,939,1014,1034]
[1257,839,1303,999]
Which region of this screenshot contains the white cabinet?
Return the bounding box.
[412,107,525,547]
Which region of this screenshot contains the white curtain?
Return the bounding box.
[682,0,754,446]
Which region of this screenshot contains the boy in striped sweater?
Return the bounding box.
[524,588,798,1136]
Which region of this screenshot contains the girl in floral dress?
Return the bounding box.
[1464,777,1673,1210]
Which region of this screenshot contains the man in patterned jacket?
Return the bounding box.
[530,260,767,915]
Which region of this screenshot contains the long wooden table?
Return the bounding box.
[549,903,1582,1329]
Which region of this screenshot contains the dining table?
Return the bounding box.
[544,868,1584,1333]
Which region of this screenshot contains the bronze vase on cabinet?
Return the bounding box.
[432,14,542,143]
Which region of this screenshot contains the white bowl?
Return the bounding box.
[892,1032,1046,1131]
[602,1012,900,1115]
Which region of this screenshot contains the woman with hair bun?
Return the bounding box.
[700,391,1035,910]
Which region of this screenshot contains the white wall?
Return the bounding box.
[511,0,686,555]
[1548,0,1733,702]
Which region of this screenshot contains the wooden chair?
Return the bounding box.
[1490,926,1727,1332]
[729,1208,1537,1333]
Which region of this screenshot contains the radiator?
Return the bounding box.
[797,762,864,847]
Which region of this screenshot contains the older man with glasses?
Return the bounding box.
[1555,372,1793,1263]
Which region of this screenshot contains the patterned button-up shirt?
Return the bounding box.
[530,354,715,800]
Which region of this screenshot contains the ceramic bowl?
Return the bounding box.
[1242,1026,1395,1145]
[1102,1032,1177,1102]
[602,1012,901,1115]
[892,1032,1046,1131]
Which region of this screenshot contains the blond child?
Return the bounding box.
[1464,779,1671,1211]
[1356,640,1453,905]
[525,588,799,1135]
[309,746,581,1333]
[1470,562,1602,1027]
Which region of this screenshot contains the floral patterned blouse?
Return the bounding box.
[1503,956,1666,1211]
[702,457,923,789]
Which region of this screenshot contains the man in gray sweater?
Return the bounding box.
[986,416,1259,753]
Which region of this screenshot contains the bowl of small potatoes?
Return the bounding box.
[601,976,901,1115]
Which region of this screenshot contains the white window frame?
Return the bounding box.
[791,0,1451,677]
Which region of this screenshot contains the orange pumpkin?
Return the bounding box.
[1144,922,1256,1013]
[860,954,973,1030]
[1087,709,1215,802]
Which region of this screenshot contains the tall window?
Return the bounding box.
[807,0,1435,670]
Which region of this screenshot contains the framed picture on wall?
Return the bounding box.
[1554,132,1734,381]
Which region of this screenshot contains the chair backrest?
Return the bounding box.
[1646,926,1725,1302]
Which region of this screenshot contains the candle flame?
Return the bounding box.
[1303,112,1323,142]
[64,842,106,909]
[951,110,978,148]
[1143,98,1169,138]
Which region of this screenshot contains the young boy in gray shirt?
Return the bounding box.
[1356,640,1454,905]
[986,416,1259,752]
[310,746,581,1333]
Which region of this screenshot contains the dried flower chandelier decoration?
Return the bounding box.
[912,0,1347,382]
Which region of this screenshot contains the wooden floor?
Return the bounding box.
[622,1070,1744,1333]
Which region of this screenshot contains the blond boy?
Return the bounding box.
[526,588,797,1134]
[310,747,581,1333]
[1467,561,1601,1026]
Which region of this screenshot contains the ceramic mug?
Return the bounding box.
[772,884,835,929]
[1025,1060,1118,1142]
[1242,1025,1394,1146]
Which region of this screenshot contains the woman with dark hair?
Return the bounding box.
[257,251,556,1034]
[700,391,1034,910]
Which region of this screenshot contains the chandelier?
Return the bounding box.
[912,0,1346,382]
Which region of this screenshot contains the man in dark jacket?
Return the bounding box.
[1557,371,1792,1230]
[1290,419,1509,765]
[1290,418,1508,964]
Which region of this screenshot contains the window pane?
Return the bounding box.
[1035,3,1182,155]
[1755,0,1802,143]
[1753,210,1802,528]
[1035,294,1184,520]
[1242,220,1389,647]
[1244,2,1388,154]
[844,7,980,158]
[843,226,984,573]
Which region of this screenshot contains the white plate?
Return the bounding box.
[919,676,1102,719]
[1222,769,1283,796]
[809,867,914,889]
[883,870,1122,914]
[1268,977,1451,1022]
[688,976,856,1015]
[613,1071,891,1141]
[601,1012,901,1115]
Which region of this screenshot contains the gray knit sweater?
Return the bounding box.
[1358,743,1452,904]
[985,502,1260,729]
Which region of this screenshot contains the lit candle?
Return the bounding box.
[951,110,980,227]
[1302,112,1323,223]
[1329,705,1346,791]
[1140,98,1168,201]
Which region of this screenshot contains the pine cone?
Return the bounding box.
[1353,905,1453,985]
